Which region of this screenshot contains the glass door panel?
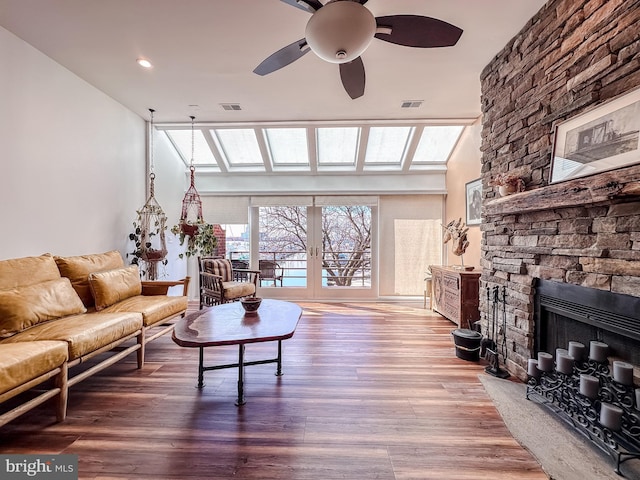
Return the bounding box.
[258,206,309,295]
[255,203,376,299]
[319,205,372,295]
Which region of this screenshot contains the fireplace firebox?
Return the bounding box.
[534,280,640,369]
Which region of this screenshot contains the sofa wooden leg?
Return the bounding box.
[137,330,145,369]
[55,362,68,422]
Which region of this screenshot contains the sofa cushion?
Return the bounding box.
[1,312,143,361]
[54,250,125,308]
[88,266,142,311]
[0,254,61,290]
[0,278,87,338]
[101,295,188,327]
[222,281,256,300]
[0,341,68,395]
[202,258,232,282]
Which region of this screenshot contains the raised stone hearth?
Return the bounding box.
[479,0,640,379]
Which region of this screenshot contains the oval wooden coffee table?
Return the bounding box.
[172,299,302,405]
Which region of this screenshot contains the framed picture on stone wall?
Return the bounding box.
[465,178,482,226]
[550,86,640,184]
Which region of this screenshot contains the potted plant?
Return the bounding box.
[180,222,199,237]
[127,218,168,279]
[171,221,217,259]
[490,172,525,196]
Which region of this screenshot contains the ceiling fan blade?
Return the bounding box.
[253,39,311,76]
[279,0,323,13]
[375,15,463,48]
[339,57,365,100]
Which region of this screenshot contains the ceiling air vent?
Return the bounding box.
[401,100,423,108]
[220,103,242,111]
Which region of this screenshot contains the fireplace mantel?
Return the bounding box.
[485,163,640,216]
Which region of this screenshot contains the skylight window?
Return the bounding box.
[159,121,470,175]
[317,127,359,165]
[212,129,262,166]
[413,126,464,163]
[265,128,309,165]
[164,129,216,165]
[364,126,413,164]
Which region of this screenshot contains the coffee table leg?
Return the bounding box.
[275,340,283,376]
[236,344,246,406]
[197,347,205,389]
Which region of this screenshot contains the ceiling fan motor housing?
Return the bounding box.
[305,1,376,63]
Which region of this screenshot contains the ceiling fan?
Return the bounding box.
[253,0,463,99]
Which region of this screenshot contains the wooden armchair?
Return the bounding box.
[199,257,259,308]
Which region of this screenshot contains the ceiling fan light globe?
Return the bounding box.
[305,1,376,64]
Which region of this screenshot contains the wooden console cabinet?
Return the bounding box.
[429,265,481,329]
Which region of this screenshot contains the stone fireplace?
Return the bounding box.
[478,0,640,379]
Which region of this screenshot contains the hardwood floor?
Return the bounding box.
[0,302,547,479]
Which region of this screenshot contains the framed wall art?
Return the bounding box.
[465,178,482,226]
[550,86,640,183]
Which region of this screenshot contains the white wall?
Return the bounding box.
[445,119,482,268]
[0,26,145,260]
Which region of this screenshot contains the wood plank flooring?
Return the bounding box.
[0,302,547,479]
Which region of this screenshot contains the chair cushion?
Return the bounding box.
[222,281,256,300]
[88,266,142,311]
[1,312,143,361]
[202,258,232,282]
[55,251,125,308]
[101,295,188,327]
[0,341,69,395]
[0,278,87,338]
[0,254,61,290]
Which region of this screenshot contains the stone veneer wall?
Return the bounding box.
[479,0,640,379]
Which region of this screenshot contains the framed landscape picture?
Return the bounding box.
[550,86,640,183]
[465,178,482,226]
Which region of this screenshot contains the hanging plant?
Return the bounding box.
[125,109,169,280]
[170,115,215,259]
[180,222,200,237]
[171,222,217,259]
[127,216,168,278]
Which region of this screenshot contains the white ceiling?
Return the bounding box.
[0,0,546,124]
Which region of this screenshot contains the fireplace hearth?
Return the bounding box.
[529,279,640,476]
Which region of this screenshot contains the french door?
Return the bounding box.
[251,201,376,300]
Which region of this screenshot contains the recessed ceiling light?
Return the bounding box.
[136,58,153,68]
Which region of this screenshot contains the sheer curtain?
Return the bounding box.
[379,195,443,296]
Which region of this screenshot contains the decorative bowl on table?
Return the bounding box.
[241,297,262,314]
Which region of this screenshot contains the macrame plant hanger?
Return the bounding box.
[137,108,168,280]
[179,115,204,237]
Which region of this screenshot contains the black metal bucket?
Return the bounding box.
[451,328,483,362]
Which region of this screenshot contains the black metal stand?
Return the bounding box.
[196,340,284,406]
[526,359,640,476]
[485,348,510,378]
[484,286,510,379]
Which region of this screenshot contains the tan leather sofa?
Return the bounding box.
[0,251,189,427]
